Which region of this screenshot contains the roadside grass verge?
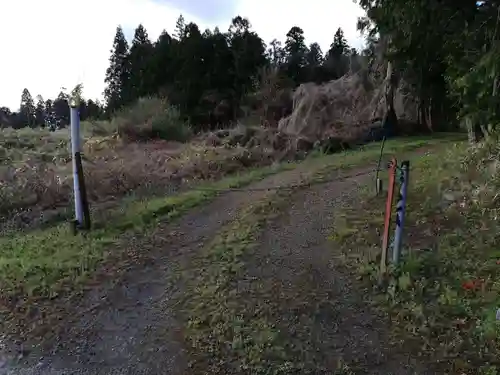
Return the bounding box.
[329,137,500,374]
[309,133,464,170]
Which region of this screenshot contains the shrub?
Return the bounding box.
[113,97,191,142]
[81,120,116,137]
[150,105,192,142]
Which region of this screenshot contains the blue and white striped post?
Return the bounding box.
[392,160,410,264]
[70,100,84,228]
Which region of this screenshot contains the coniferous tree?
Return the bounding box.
[229,16,267,106]
[34,95,46,126]
[174,14,186,40]
[20,88,35,127]
[328,28,349,59]
[45,99,53,114]
[173,22,207,122]
[104,26,130,111]
[305,42,325,82]
[267,39,286,68]
[284,26,308,83]
[53,91,70,125]
[126,24,154,99]
[86,99,103,119]
[325,28,351,79]
[151,30,176,95]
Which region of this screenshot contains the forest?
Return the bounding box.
[1,0,498,142]
[0,15,358,131]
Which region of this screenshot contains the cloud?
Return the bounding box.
[235,0,365,52]
[0,0,204,111]
[0,0,364,111]
[152,0,237,23]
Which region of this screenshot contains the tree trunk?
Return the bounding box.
[425,97,433,132]
[383,60,398,136]
[465,116,483,144]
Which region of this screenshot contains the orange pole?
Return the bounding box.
[380,157,397,275]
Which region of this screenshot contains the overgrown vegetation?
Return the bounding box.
[330,134,500,373]
[356,0,500,139]
[0,136,450,341]
[0,104,291,230]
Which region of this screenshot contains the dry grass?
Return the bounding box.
[0,94,320,230]
[0,98,190,218]
[0,84,433,229]
[276,72,421,144]
[329,135,500,374]
[0,125,459,225]
[0,123,285,229]
[0,89,459,237]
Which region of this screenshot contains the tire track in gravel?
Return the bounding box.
[0,160,348,375]
[242,168,429,374]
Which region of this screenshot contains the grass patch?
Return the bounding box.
[183,191,292,374]
[330,138,500,374]
[108,164,292,231]
[305,133,465,185]
[0,164,289,303]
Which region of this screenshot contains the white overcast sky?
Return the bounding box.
[0,0,365,111]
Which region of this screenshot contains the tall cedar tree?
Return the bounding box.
[104,26,130,112]
[34,95,45,126]
[305,42,325,82]
[52,92,70,125]
[151,30,177,96]
[228,17,267,110]
[267,39,286,67]
[325,28,350,79]
[284,26,308,84]
[125,25,154,100]
[20,88,35,127]
[174,14,186,40]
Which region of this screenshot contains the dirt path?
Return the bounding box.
[247,170,425,374]
[0,158,424,374]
